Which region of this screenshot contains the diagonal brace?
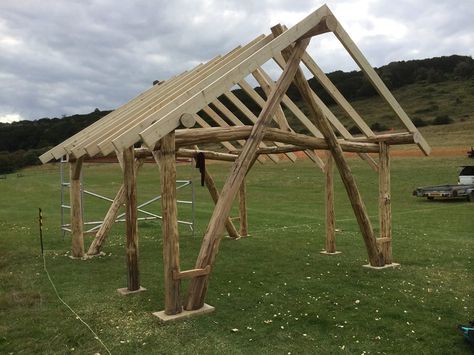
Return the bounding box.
[185,37,311,311]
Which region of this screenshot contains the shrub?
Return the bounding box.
[412,117,429,127]
[348,125,362,135]
[370,122,388,132]
[432,115,454,125]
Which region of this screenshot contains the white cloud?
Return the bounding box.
[0,113,23,123]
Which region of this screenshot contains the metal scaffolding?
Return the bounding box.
[60,156,195,238]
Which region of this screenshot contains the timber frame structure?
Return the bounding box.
[40,5,430,318]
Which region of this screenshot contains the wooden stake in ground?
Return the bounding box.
[271,24,383,267]
[69,157,84,258]
[378,142,392,264]
[123,147,140,291]
[185,37,311,311]
[239,179,249,237]
[158,132,182,315]
[324,152,336,253]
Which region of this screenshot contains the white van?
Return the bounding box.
[459,166,474,185]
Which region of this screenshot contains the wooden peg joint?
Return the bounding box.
[173,265,211,280]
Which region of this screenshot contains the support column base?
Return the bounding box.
[152,303,215,323]
[225,234,252,240]
[320,250,342,255]
[117,286,147,295]
[68,255,86,260]
[362,263,400,270]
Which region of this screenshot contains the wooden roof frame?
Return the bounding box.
[40,4,431,165]
[53,5,434,319]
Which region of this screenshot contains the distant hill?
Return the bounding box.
[1,54,473,174]
[0,109,111,173]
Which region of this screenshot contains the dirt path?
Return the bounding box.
[390,147,468,157]
[291,146,469,159]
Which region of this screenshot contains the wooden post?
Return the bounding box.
[70,157,84,258]
[123,146,140,291]
[322,152,338,254]
[185,38,311,311]
[378,142,392,264]
[239,179,249,237]
[158,132,182,315]
[203,169,241,240]
[271,24,383,267]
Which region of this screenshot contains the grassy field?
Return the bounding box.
[285,78,474,135]
[1,146,473,354]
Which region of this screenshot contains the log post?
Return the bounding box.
[185,37,311,311]
[158,132,182,315]
[378,142,392,264]
[323,152,337,254]
[203,169,240,240]
[123,146,140,291]
[272,24,383,267]
[70,157,84,258]
[239,179,249,237]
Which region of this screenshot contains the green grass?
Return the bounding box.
[1,154,473,354]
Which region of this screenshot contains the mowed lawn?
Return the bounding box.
[0,153,473,354]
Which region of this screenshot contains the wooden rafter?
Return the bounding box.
[40,4,429,168]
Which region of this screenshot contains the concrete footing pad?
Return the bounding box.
[362,263,400,270]
[117,286,147,295]
[152,303,215,323]
[320,251,342,255]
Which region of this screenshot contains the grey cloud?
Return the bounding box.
[0,0,472,121]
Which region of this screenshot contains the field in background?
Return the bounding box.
[1,145,473,353]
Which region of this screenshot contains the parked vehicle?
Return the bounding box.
[412,166,474,201]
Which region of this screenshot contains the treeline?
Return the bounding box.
[301,54,473,105]
[0,109,111,173]
[222,55,474,123]
[0,55,473,174]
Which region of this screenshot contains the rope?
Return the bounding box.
[42,253,112,355]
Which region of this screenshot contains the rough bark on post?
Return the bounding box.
[324,152,336,253]
[70,157,84,258]
[185,38,311,311]
[158,132,182,315]
[123,147,140,291]
[203,169,240,240]
[378,142,392,264]
[272,24,383,267]
[239,180,249,237]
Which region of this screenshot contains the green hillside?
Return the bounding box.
[1,55,473,174]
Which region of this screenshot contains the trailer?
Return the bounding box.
[413,166,474,202]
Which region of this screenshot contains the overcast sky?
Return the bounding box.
[0,0,473,123]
